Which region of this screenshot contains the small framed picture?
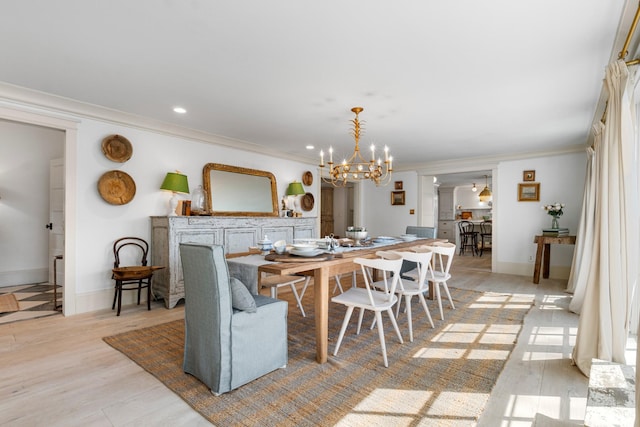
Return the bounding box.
[518,183,540,201]
[391,191,405,205]
[523,170,535,182]
[394,181,403,190]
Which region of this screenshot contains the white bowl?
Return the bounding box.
[400,234,417,241]
[345,230,368,241]
[273,240,287,254]
[292,243,318,252]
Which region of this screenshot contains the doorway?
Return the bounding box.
[0,116,67,316]
[321,183,354,238]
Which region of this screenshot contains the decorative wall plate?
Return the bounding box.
[101,134,133,163]
[301,192,314,211]
[302,171,313,186]
[98,170,136,205]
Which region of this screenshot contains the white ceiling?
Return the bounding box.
[0,1,634,177]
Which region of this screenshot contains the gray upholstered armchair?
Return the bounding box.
[179,243,288,395]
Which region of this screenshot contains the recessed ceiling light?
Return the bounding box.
[306,145,314,150]
[173,107,187,114]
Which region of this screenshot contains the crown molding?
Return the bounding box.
[399,144,586,175]
[0,81,315,165]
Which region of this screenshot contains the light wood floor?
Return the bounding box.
[0,252,633,426]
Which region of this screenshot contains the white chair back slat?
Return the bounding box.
[354,253,403,306]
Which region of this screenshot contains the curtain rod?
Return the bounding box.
[600,2,640,123]
[619,1,640,61]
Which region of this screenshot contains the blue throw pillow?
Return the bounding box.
[230,277,257,313]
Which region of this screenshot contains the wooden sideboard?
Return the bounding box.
[150,216,317,308]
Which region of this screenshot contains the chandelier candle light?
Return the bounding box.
[543,202,565,229]
[319,107,392,187]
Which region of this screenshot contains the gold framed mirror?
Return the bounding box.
[203,163,279,216]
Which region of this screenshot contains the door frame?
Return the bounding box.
[0,105,79,315]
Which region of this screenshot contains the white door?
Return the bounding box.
[48,158,64,288]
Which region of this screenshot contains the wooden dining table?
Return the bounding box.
[258,238,445,363]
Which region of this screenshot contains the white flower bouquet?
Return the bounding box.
[542,202,565,217]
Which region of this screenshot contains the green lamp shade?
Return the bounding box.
[286,182,305,196]
[160,172,190,194]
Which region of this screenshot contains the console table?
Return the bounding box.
[532,234,576,284]
[150,216,317,308]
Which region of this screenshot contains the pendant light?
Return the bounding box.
[478,175,492,202]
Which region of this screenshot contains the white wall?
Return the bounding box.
[74,120,317,300]
[1,107,317,311]
[0,120,64,286]
[495,151,586,278]
[362,171,419,237]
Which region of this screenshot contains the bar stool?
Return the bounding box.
[457,221,478,256]
[479,221,492,256]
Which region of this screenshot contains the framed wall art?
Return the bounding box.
[518,183,540,201]
[391,191,405,205]
[394,181,403,190]
[523,170,535,181]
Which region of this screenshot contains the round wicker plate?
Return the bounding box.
[302,171,313,186]
[101,134,133,163]
[98,170,136,205]
[301,192,314,211]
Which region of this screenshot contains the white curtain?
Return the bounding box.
[572,60,639,377]
[566,127,597,313]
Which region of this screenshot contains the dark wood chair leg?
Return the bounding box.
[116,281,123,316]
[147,279,152,311]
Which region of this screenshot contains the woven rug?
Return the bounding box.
[0,293,19,313]
[104,288,533,426]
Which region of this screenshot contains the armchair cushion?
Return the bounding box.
[230,277,257,312]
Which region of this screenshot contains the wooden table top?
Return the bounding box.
[258,238,446,276]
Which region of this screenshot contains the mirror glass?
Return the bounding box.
[203,163,278,216]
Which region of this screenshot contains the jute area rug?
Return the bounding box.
[0,293,19,313]
[104,287,533,426]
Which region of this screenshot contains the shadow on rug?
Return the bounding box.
[103,287,533,426]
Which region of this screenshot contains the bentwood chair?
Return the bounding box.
[179,243,288,395]
[390,249,436,342]
[419,242,456,320]
[331,252,404,367]
[111,237,156,316]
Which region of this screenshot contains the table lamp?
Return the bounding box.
[286,181,305,215]
[160,171,190,216]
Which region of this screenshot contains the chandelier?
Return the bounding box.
[319,107,392,187]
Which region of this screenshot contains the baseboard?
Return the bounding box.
[74,288,152,315]
[496,262,571,280]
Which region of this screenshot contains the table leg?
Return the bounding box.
[533,241,544,284]
[543,243,551,279]
[314,268,329,363]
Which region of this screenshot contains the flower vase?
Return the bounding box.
[551,216,559,229]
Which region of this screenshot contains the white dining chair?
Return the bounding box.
[331,253,404,367]
[260,274,311,317]
[415,242,456,320]
[389,249,436,342]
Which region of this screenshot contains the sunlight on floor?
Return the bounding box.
[501,394,587,424]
